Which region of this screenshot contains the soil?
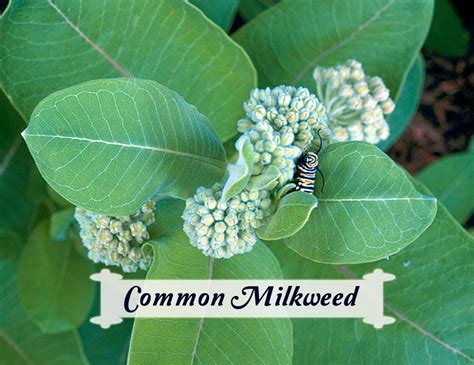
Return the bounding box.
[388,53,474,174]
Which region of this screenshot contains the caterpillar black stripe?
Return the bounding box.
[293,151,320,194]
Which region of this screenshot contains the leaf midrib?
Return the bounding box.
[290,0,395,85]
[47,0,131,78]
[0,135,21,178]
[335,265,474,362]
[319,197,436,202]
[438,157,473,202]
[23,132,226,170]
[0,329,35,365]
[44,238,73,330]
[190,257,215,365]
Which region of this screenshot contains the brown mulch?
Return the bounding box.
[388,53,474,175]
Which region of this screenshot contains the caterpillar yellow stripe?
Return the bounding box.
[293,151,319,194]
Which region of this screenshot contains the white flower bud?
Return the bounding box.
[378,123,390,140]
[204,197,217,210]
[237,119,254,133]
[333,127,349,142]
[373,86,390,102]
[202,214,214,226]
[261,152,272,164]
[278,94,292,107]
[215,222,227,234]
[252,105,266,121]
[213,209,224,221]
[381,99,395,114]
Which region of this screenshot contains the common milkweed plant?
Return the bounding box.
[1,0,472,364]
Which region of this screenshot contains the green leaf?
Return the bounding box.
[23,78,226,215]
[50,207,75,241]
[189,0,239,31]
[280,142,437,264]
[128,234,293,365]
[239,0,270,21]
[233,0,434,98]
[148,198,189,240]
[247,165,281,190]
[418,151,474,224]
[0,92,39,235]
[79,285,133,365]
[258,191,318,240]
[17,220,95,333]
[47,184,73,208]
[269,191,474,363]
[0,0,256,141]
[424,0,469,56]
[378,54,425,151]
[222,135,254,201]
[0,229,89,364]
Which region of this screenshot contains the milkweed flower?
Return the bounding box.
[75,200,156,272]
[182,183,272,259]
[237,86,330,186]
[313,59,395,144]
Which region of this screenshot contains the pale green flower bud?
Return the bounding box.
[202,214,214,226]
[261,152,272,164]
[373,86,390,102]
[237,118,254,133]
[264,140,277,152]
[205,197,217,210]
[381,99,395,114]
[182,183,273,259]
[278,94,292,107]
[332,127,350,142]
[253,105,266,121]
[378,123,390,140]
[281,131,295,146]
[213,209,225,221]
[98,229,113,243]
[75,200,156,272]
[197,223,208,236]
[313,59,395,145]
[197,206,209,216]
[117,241,130,256]
[239,86,330,187]
[96,216,110,229]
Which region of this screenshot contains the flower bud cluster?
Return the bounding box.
[313,59,395,144]
[75,201,156,272]
[182,183,272,259]
[238,86,330,184]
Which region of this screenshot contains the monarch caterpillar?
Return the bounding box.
[293,131,325,194]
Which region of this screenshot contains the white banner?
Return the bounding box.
[90,268,395,329]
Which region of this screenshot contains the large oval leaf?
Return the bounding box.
[0,229,89,364]
[239,0,270,21]
[0,92,39,236]
[17,220,95,333]
[233,0,434,98]
[281,142,437,264]
[378,54,425,151]
[418,151,474,224]
[189,0,239,31]
[257,191,318,240]
[269,191,474,363]
[79,286,134,365]
[22,78,226,215]
[128,226,293,364]
[425,0,469,57]
[0,0,256,141]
